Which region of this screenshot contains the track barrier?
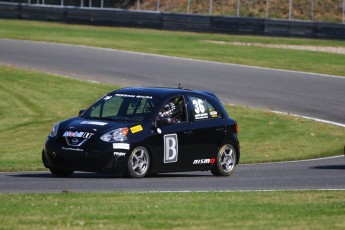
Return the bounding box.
[0,2,344,39]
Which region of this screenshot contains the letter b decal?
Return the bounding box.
[164,134,178,163]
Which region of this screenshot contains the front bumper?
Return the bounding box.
[43,139,128,173]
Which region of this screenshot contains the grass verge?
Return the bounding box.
[0,191,345,229]
[0,66,344,171]
[0,66,114,171]
[0,19,345,76]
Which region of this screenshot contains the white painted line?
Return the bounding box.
[244,155,344,165]
[65,43,345,80]
[271,110,345,128]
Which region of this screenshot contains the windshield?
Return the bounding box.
[81,93,158,122]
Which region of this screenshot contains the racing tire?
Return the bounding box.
[49,168,74,178]
[127,146,150,178]
[211,144,237,176]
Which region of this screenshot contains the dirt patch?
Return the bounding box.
[203,40,345,55]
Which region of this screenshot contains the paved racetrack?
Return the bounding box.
[0,39,344,193]
[1,156,344,193]
[1,39,344,124]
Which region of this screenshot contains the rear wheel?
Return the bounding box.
[211,144,237,176]
[127,146,150,178]
[49,168,74,178]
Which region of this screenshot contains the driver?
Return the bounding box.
[158,97,185,123]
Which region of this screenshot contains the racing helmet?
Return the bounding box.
[159,102,179,119]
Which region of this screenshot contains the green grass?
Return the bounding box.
[0,66,344,171]
[232,105,345,163]
[1,19,345,76]
[0,20,344,229]
[0,191,345,229]
[0,66,114,171]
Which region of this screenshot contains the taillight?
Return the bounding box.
[235,123,238,135]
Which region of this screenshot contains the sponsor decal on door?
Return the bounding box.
[164,134,178,163]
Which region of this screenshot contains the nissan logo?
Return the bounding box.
[71,138,79,145]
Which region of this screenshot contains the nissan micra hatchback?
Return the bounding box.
[43,87,240,178]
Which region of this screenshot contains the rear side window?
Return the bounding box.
[189,96,220,120]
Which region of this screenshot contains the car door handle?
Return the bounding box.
[184,131,193,136]
[216,128,225,133]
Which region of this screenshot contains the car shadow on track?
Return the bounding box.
[9,171,212,179]
[312,165,345,170]
[148,172,212,178]
[9,172,125,179]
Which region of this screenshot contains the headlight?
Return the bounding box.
[100,128,129,142]
[49,123,60,137]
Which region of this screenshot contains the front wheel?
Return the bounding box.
[127,146,150,178]
[211,144,237,176]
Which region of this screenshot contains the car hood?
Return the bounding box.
[59,117,140,136]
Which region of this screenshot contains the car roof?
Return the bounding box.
[112,87,217,99]
[110,87,229,119]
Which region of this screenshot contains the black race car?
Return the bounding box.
[42,87,240,178]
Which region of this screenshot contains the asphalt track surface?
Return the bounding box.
[1,39,344,124]
[0,39,344,193]
[1,156,345,193]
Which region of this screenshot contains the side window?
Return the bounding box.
[205,100,220,119]
[90,104,101,118]
[158,96,187,123]
[189,96,220,120]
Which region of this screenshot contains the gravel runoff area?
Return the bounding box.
[203,40,345,55]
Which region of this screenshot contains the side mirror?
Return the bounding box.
[79,110,85,116]
[156,118,174,127]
